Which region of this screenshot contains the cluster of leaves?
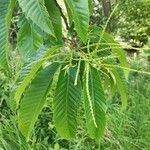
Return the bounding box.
[0,0,128,142]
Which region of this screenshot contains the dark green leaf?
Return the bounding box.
[18,63,59,140]
[53,67,82,139]
[0,0,16,68]
[18,0,55,36]
[17,16,43,60]
[84,66,107,139]
[44,0,62,40]
[65,0,89,43]
[15,45,61,106]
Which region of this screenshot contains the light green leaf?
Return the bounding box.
[18,0,55,36]
[65,0,89,43]
[53,67,82,139]
[84,66,107,139]
[0,0,16,68]
[18,63,59,140]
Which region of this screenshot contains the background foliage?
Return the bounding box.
[92,0,150,46]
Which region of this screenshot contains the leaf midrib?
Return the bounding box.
[65,71,72,138]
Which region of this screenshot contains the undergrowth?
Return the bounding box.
[0,57,150,150]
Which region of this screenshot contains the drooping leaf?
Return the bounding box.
[111,68,128,111]
[44,0,62,40]
[15,45,61,106]
[103,70,117,100]
[101,31,129,77]
[18,0,55,36]
[103,58,128,110]
[0,0,16,68]
[65,0,89,43]
[17,16,43,60]
[89,26,129,78]
[16,46,48,82]
[53,67,82,139]
[18,63,59,140]
[84,65,107,139]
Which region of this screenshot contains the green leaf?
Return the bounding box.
[18,0,55,36]
[90,26,129,78]
[15,45,61,106]
[53,67,82,139]
[64,1,73,26]
[84,65,107,139]
[0,0,16,68]
[18,63,59,140]
[44,0,62,40]
[102,58,128,110]
[17,16,43,60]
[16,46,48,82]
[111,68,128,111]
[103,72,117,100]
[65,0,89,43]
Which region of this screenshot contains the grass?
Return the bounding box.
[0,57,150,149]
[101,59,150,150]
